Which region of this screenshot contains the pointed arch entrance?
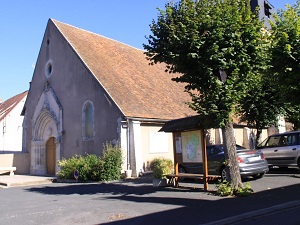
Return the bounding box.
[31,109,60,175]
[30,89,63,175]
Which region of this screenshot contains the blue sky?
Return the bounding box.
[0,0,296,101]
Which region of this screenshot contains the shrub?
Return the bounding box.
[234,182,253,197]
[57,155,81,180]
[57,154,101,181]
[78,154,101,181]
[215,180,234,196]
[57,142,123,182]
[151,158,173,179]
[215,180,253,197]
[99,142,123,181]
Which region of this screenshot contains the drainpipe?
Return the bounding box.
[127,118,130,170]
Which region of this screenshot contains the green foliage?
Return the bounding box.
[57,154,101,181]
[144,0,268,189]
[284,105,300,130]
[235,182,253,197]
[215,180,234,196]
[144,0,268,128]
[238,78,284,142]
[99,142,123,181]
[57,155,79,180]
[237,1,300,139]
[215,180,253,197]
[270,2,300,105]
[57,142,123,182]
[151,158,173,179]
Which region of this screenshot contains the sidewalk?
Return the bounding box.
[0,174,56,188]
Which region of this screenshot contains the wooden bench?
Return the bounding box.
[166,173,221,188]
[0,167,17,176]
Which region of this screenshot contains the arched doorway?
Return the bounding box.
[46,137,56,175]
[30,90,62,175]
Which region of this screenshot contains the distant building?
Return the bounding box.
[0,91,27,153]
[251,0,275,28]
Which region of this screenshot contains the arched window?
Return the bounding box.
[82,101,94,140]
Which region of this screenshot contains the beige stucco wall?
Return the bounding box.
[0,153,30,174]
[209,127,269,148]
[234,128,244,146]
[140,124,174,172]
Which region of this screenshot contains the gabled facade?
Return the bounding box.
[22,19,196,176]
[0,91,27,152]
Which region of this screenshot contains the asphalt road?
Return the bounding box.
[0,167,299,225]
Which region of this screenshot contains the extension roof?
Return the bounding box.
[51,19,196,121]
[0,91,28,122]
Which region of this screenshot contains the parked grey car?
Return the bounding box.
[257,131,300,169]
[179,144,269,180]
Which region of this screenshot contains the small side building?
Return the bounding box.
[0,91,27,153]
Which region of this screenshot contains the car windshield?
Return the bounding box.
[257,137,268,148]
[264,136,281,147]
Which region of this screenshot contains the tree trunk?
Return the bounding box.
[222,122,243,189]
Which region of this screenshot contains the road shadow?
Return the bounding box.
[24,176,156,196]
[25,172,217,196]
[97,183,300,225]
[267,166,300,174]
[24,172,300,224]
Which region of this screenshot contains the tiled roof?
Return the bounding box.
[51,19,196,121]
[0,91,28,122]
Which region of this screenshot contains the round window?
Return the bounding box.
[45,59,53,78]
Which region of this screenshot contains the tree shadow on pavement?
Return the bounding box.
[267,166,300,175]
[24,181,156,196]
[24,173,300,225]
[97,183,300,225]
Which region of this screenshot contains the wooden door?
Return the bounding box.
[46,137,56,175]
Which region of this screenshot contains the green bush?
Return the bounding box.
[151,158,173,179]
[57,154,101,181]
[57,142,122,182]
[215,180,234,196]
[215,180,253,197]
[99,142,123,181]
[234,182,253,197]
[57,155,80,180]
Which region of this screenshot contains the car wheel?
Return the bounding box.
[297,158,300,169]
[221,167,228,181]
[252,173,264,179]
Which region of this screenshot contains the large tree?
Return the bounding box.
[238,73,284,144]
[144,0,268,189]
[270,1,300,105]
[239,1,300,141]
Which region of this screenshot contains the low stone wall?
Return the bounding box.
[0,153,30,174]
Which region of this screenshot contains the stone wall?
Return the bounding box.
[0,153,30,174]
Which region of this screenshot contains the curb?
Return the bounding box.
[0,176,56,188]
[202,200,300,225]
[0,180,54,188]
